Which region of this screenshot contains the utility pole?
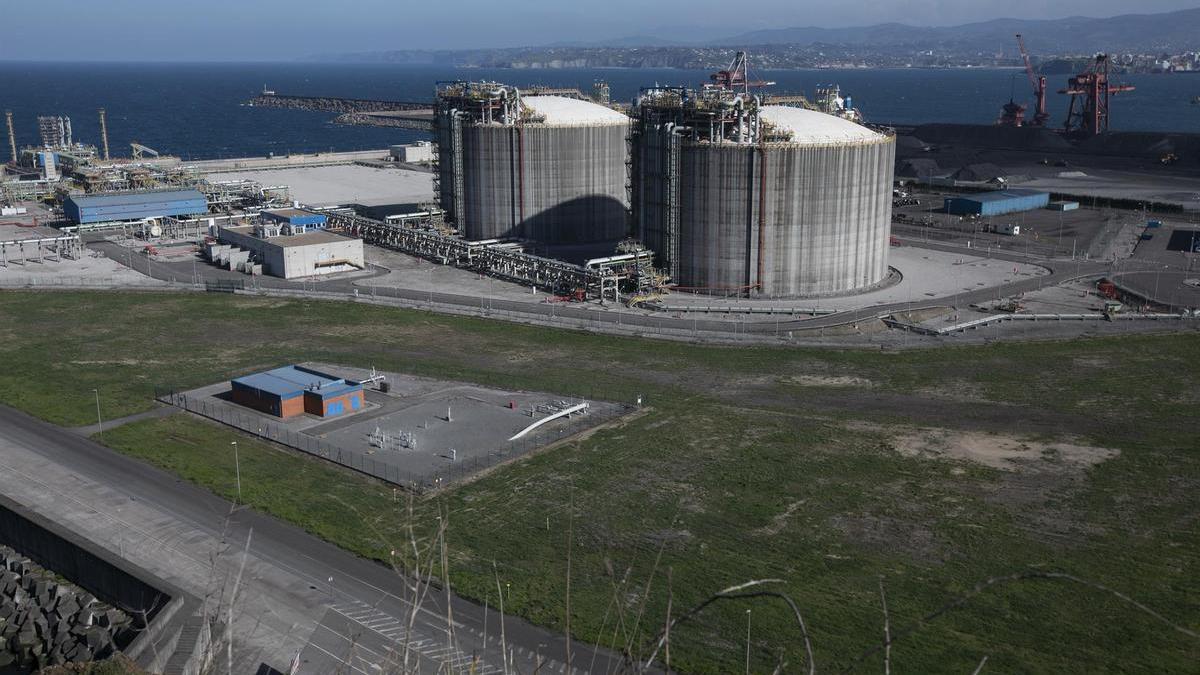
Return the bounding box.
[92,389,103,438]
[745,609,752,675]
[230,441,242,502]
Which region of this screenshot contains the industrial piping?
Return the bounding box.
[507,402,589,441]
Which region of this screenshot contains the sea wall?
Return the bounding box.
[0,493,196,673]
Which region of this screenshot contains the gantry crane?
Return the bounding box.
[1060,54,1135,137]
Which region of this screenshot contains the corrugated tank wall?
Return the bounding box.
[663,135,894,297]
[449,122,630,243]
[631,124,675,278]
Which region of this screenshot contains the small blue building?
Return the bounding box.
[943,189,1050,217]
[261,209,327,229]
[231,365,364,418]
[63,189,208,224]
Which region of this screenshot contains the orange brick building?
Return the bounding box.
[231,365,364,419]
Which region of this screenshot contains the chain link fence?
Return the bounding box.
[155,387,627,494]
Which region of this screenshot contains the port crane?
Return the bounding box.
[1059,54,1135,137]
[997,34,1049,127]
[1016,34,1049,126]
[709,51,775,94]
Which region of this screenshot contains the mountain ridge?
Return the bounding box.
[310,7,1200,66]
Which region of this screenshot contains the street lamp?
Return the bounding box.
[230,441,242,502]
[92,389,102,439]
[745,609,752,675]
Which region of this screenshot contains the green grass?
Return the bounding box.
[4,290,1200,673]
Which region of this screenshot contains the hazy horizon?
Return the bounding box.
[1,0,1197,62]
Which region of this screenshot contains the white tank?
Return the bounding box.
[435,85,631,244]
[633,99,895,297]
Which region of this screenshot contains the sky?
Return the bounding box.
[1,0,1197,61]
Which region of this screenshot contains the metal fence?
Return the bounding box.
[8,266,1194,347]
[0,275,181,289]
[155,388,622,494]
[205,279,245,293]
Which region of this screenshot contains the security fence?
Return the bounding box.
[155,388,625,494]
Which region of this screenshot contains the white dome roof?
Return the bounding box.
[523,95,629,126]
[759,106,883,144]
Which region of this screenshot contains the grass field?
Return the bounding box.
[3,290,1199,673]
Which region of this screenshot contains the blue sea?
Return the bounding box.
[1,62,1198,160]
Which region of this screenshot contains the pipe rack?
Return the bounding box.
[320,210,613,298]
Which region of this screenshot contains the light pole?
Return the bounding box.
[230,441,242,502]
[745,609,752,675]
[92,389,102,439]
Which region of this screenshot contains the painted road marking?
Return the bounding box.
[328,600,504,675]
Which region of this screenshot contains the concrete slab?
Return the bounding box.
[205,165,434,208]
[657,245,1050,315]
[0,247,170,287]
[172,363,630,489]
[355,246,553,303]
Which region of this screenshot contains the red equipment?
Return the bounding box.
[1016,34,1049,127]
[1059,54,1135,137]
[997,99,1026,127]
[709,51,775,94]
[549,289,587,303]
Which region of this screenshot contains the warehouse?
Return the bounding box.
[63,189,207,224]
[216,223,364,278]
[944,189,1050,216]
[231,365,364,419]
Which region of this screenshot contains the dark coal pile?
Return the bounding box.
[0,545,136,673]
[908,123,1200,163]
[911,124,1073,152]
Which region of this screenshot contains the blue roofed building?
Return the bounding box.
[63,189,208,224]
[260,208,327,231]
[943,189,1051,217]
[230,365,364,418]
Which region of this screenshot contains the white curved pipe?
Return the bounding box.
[507,402,588,441]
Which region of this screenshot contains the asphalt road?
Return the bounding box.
[87,238,1123,340]
[0,404,625,674]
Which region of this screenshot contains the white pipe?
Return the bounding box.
[585,253,641,267]
[507,402,588,441]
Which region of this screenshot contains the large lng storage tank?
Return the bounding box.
[434,82,630,244]
[631,88,895,297]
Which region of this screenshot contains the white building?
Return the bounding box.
[390,141,434,164]
[216,225,364,279]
